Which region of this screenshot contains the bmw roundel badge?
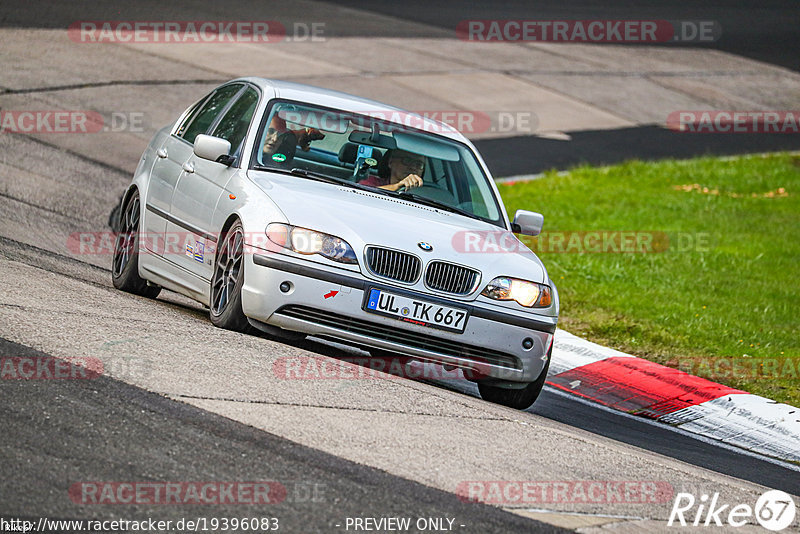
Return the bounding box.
[418,242,433,252]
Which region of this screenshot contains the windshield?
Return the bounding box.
[250,100,504,226]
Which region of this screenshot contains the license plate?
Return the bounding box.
[363,288,469,333]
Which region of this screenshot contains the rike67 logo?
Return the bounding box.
[669,490,796,531]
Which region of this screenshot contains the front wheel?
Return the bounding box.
[210,220,252,333]
[112,190,161,299]
[478,354,551,410]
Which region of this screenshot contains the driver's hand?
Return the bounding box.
[397,173,423,190]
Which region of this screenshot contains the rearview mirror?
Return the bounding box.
[348,130,397,149]
[194,134,233,165]
[512,210,544,236]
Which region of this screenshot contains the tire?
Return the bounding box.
[209,220,252,333]
[112,190,161,299]
[108,195,123,232]
[478,351,551,410]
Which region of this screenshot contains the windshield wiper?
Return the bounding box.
[252,165,398,197]
[288,167,346,185]
[396,191,484,221]
[252,165,364,189]
[251,164,294,174]
[251,165,341,183]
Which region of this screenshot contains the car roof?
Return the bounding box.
[232,77,471,144]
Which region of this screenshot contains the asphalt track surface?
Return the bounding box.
[0,337,563,533]
[335,0,800,173]
[1,236,798,529]
[1,2,800,532]
[2,1,799,173]
[325,0,800,73]
[474,126,800,177]
[3,241,800,503]
[4,0,799,72]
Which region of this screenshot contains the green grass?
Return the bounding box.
[497,153,800,406]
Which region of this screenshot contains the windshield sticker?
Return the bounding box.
[272,153,287,162]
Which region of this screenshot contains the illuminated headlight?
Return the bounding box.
[266,223,358,264]
[481,277,552,308]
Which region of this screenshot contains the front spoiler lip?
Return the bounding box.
[252,253,556,334]
[268,313,526,380]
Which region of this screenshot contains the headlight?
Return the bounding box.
[481,277,552,308]
[266,223,358,264]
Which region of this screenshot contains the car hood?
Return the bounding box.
[248,170,548,283]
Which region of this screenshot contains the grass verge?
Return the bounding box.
[498,152,800,406]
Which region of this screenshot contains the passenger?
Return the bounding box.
[262,116,298,166]
[262,115,325,165]
[359,149,425,192]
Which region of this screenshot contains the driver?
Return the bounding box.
[358,149,425,192]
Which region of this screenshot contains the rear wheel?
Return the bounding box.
[478,353,551,410]
[210,221,252,333]
[112,191,161,298]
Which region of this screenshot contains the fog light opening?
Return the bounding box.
[522,338,534,350]
[279,281,293,293]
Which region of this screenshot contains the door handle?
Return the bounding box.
[182,161,195,173]
[156,148,168,158]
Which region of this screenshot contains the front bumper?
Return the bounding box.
[242,253,557,383]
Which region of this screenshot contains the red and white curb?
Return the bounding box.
[548,329,800,463]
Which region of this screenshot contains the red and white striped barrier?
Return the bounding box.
[548,329,800,463]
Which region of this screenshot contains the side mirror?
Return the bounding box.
[194,134,233,165]
[511,210,544,236]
